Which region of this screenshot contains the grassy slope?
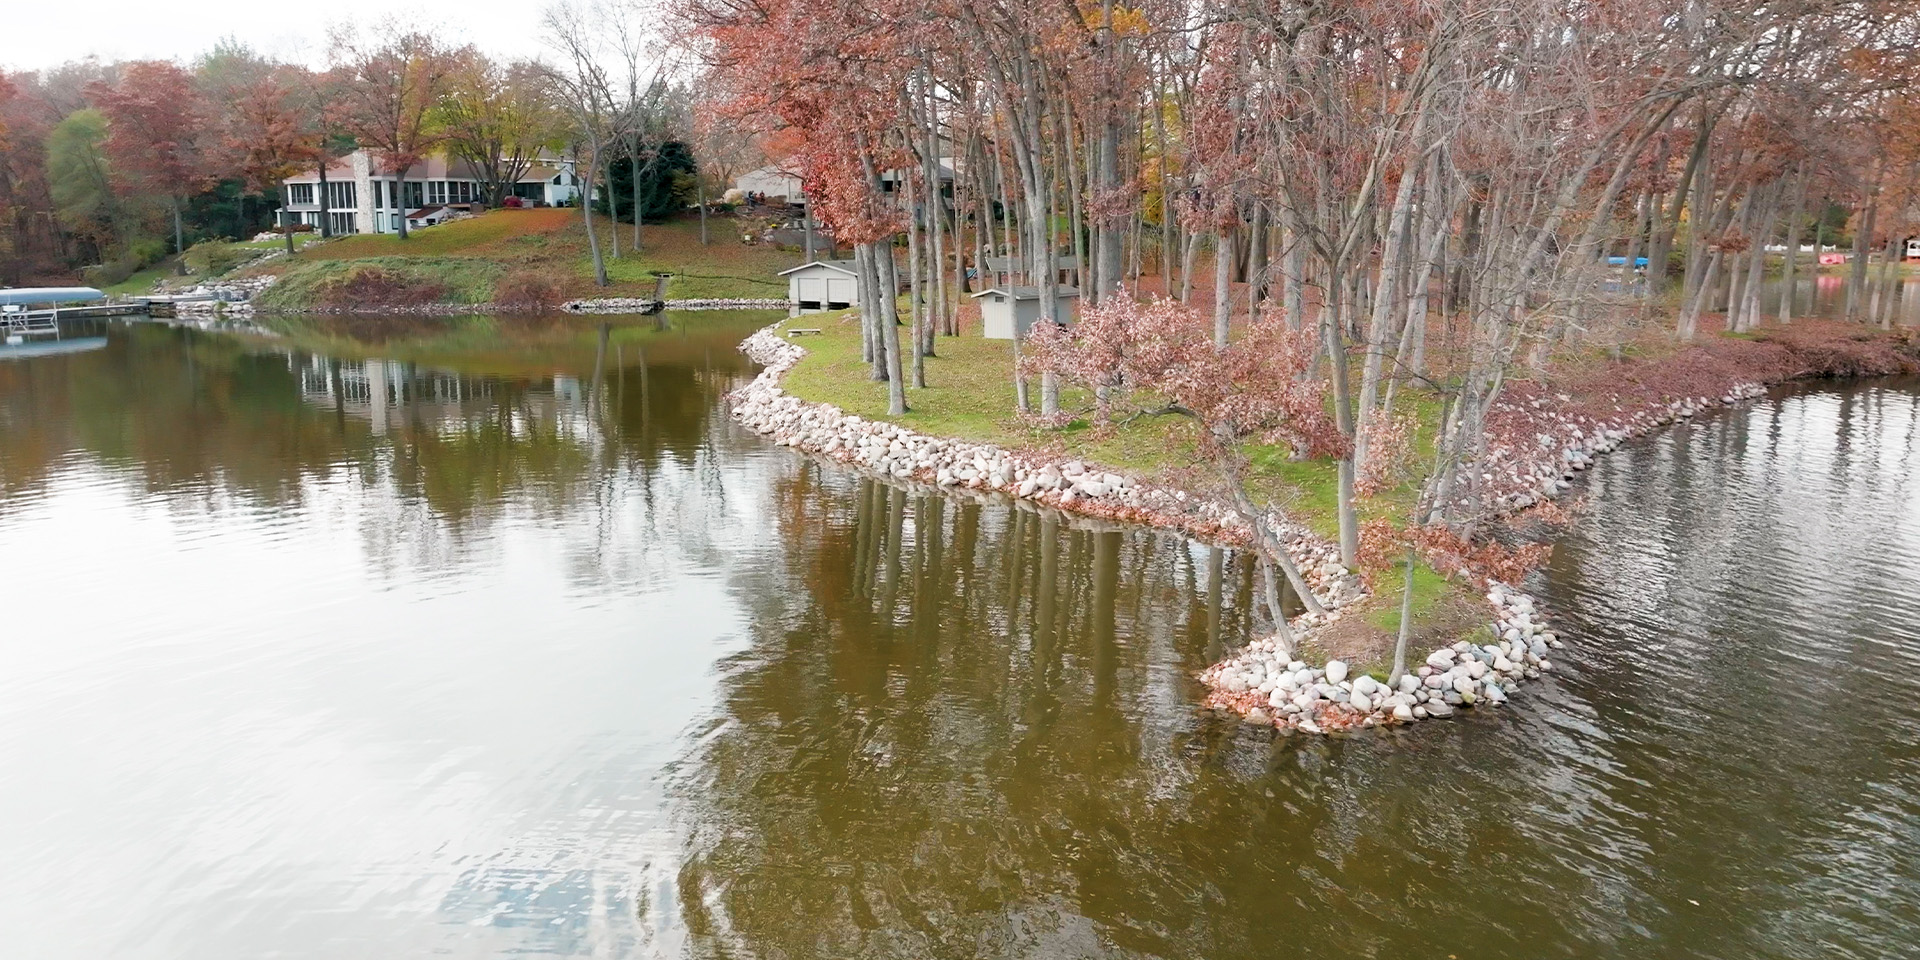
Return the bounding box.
[253,208,799,306]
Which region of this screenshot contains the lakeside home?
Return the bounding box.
[278,150,584,236]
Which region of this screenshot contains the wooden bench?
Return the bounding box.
[786,328,823,337]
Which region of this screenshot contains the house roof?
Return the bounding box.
[777,259,860,278]
[969,285,1081,300]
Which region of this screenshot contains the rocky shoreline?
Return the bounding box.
[724,320,1824,735]
[728,322,1547,732]
[185,293,792,318]
[563,296,790,313]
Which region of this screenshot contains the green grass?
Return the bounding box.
[773,311,1451,540]
[254,209,802,303]
[1366,561,1453,635]
[301,208,577,259]
[101,264,172,295]
[589,218,799,299]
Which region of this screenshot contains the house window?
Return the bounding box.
[287,183,314,205]
[427,181,446,204]
[323,180,356,210]
[455,181,471,203]
[328,211,356,235]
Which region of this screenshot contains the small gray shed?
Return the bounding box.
[972,286,1080,340]
[779,260,861,311]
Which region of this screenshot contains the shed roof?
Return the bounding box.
[777,259,860,278]
[968,285,1081,300]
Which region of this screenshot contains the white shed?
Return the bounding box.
[972,286,1080,340]
[779,260,862,311]
[734,163,806,204]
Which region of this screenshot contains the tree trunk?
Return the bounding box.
[1388,547,1418,683]
[631,134,642,252]
[1846,168,1879,322]
[395,175,410,240]
[1179,231,1201,304]
[1245,202,1268,321]
[881,240,909,414]
[318,159,332,238]
[906,172,928,389]
[697,168,709,246]
[1213,230,1233,347]
[604,154,620,258]
[1873,235,1902,328]
[171,196,185,273]
[580,144,607,286]
[1741,186,1781,331]
[1652,120,1710,297]
[1323,280,1359,566]
[856,244,875,365]
[1778,162,1808,323]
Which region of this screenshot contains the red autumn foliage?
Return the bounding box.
[1025,292,1347,460]
[493,272,563,311]
[86,62,210,203]
[318,267,446,308]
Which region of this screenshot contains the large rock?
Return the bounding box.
[1326,660,1349,684]
[1426,700,1455,718]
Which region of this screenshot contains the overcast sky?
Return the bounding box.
[3,2,553,73]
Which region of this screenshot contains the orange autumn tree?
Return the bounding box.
[87,61,209,269]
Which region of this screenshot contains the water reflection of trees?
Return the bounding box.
[674,468,1382,959]
[0,321,760,580]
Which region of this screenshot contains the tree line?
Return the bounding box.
[0,10,732,286]
[681,0,1920,664]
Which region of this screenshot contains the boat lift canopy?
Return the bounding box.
[0,287,106,307]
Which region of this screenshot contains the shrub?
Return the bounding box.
[84,258,139,287]
[318,265,446,308]
[493,272,563,311]
[183,241,256,278]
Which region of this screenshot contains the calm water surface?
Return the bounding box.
[0,316,1915,959]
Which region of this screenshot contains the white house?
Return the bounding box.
[279,150,582,235]
[972,286,1079,340]
[734,157,959,207]
[779,260,861,311]
[734,163,806,204]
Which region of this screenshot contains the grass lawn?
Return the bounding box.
[259,209,802,305]
[101,263,173,295]
[773,310,1444,542]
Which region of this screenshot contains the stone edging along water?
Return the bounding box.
[727,322,1775,735]
[164,273,793,318]
[563,297,791,313]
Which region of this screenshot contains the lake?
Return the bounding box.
[0,315,1915,958]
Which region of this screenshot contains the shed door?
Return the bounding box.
[826,276,856,305]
